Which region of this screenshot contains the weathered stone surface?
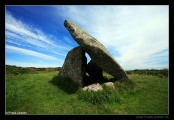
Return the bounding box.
[82,83,103,92]
[87,60,104,83]
[103,82,115,89]
[64,20,129,80]
[58,46,87,87]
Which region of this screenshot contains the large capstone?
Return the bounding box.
[58,46,87,87]
[87,60,105,83]
[64,20,129,80]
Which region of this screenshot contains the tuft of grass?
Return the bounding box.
[77,78,138,105]
[78,86,121,105]
[114,78,139,94]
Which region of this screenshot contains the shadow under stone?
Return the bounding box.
[109,78,119,82]
[83,75,93,86]
[48,75,79,94]
[83,75,111,86]
[48,74,119,94]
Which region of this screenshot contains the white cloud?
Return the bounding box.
[6,57,63,68]
[5,45,60,61]
[6,39,23,46]
[56,5,169,70]
[5,6,169,69]
[63,36,73,44]
[5,11,72,57]
[6,59,61,68]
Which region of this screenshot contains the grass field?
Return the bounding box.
[5,71,168,114]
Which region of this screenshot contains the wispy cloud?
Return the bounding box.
[6,45,61,61]
[55,5,169,69]
[5,6,169,69]
[5,11,72,57]
[6,59,61,68]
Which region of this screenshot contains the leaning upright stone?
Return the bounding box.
[64,20,129,80]
[58,46,87,87]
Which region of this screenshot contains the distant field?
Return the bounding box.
[5,69,168,114]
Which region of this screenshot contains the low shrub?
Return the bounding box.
[78,85,121,105]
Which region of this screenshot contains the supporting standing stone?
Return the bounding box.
[64,20,129,80]
[58,46,87,87]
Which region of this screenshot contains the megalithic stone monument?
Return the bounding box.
[64,20,129,80]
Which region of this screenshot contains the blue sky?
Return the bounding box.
[5,5,169,70]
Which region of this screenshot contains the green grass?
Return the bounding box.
[6,71,168,114]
